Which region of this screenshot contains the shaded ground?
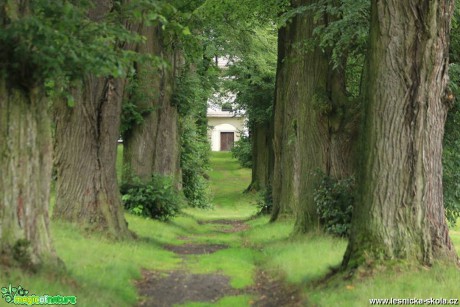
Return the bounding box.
[163,243,228,255]
[136,220,304,306]
[249,270,304,307]
[199,219,251,233]
[137,270,238,307]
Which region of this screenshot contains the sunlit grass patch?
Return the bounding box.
[52,221,180,306]
[264,235,346,284]
[0,268,101,306]
[187,248,260,289]
[243,216,293,245]
[208,152,257,212]
[309,264,460,307]
[450,230,460,254]
[241,216,347,284]
[183,206,257,221]
[0,218,182,307]
[127,213,221,246]
[127,214,188,245]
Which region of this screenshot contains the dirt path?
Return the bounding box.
[135,220,304,307]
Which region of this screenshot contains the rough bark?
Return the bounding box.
[270,0,357,231]
[53,77,131,239]
[0,81,57,267]
[270,26,289,222]
[246,121,271,192]
[342,0,458,268]
[0,0,58,270]
[122,24,181,187]
[53,1,132,239]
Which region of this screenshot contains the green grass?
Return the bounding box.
[3,149,460,307]
[52,220,180,305]
[187,247,260,289]
[204,152,258,220]
[309,264,460,307]
[0,150,257,307]
[1,216,182,306]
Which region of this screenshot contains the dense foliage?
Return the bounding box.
[175,65,217,208]
[121,175,182,221]
[256,188,273,215]
[0,1,140,97]
[443,4,460,225]
[231,135,252,168]
[314,174,355,237]
[180,116,212,208]
[120,68,157,136]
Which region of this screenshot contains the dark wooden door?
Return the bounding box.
[220,132,234,151]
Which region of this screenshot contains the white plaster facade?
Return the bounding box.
[207,107,245,151]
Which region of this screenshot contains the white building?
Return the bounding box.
[207,57,246,151]
[207,104,245,151]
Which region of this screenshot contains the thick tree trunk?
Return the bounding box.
[53,76,131,239]
[122,25,181,187]
[271,0,357,231]
[343,0,458,268]
[246,122,271,192]
[53,0,133,239]
[0,81,57,267]
[270,26,289,222]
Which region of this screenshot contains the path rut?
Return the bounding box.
[135,220,304,307]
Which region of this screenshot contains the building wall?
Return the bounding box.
[208,117,245,151]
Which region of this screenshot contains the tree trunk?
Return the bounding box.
[53,76,132,239]
[0,81,57,268]
[271,0,357,231]
[53,0,134,239]
[246,121,271,192]
[122,25,181,187]
[343,0,458,268]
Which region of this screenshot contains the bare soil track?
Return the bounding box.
[136,220,304,307]
[163,243,229,255]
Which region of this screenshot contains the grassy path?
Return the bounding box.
[135,152,304,306]
[1,152,459,306]
[133,152,460,306]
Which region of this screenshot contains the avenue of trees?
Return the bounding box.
[1,0,459,273]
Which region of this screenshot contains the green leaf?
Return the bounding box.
[182,26,191,36]
[66,93,75,107]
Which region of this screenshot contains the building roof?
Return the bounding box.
[207,106,243,118]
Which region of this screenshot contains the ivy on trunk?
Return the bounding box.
[122,24,182,187]
[271,0,358,232]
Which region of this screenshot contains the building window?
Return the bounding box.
[221,103,233,112]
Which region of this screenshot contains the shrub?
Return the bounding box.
[174,67,214,209]
[314,174,355,237]
[443,62,460,226]
[231,134,252,168]
[121,175,182,221]
[180,116,212,209]
[256,187,273,215]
